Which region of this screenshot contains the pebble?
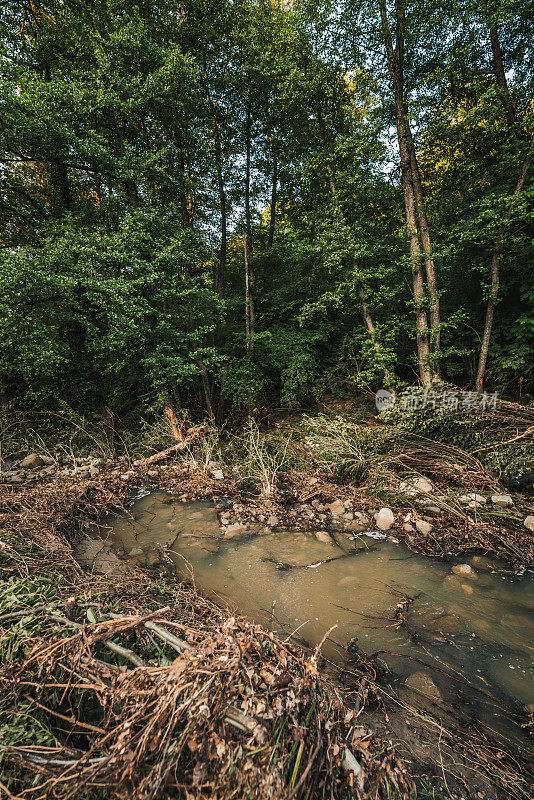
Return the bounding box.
[490,494,513,507]
[210,469,224,480]
[326,499,345,516]
[523,515,534,533]
[266,515,279,527]
[412,477,433,493]
[375,508,395,531]
[415,519,433,535]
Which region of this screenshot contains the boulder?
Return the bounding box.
[20,453,45,469]
[452,563,477,579]
[375,507,395,531]
[415,519,433,535]
[490,494,513,507]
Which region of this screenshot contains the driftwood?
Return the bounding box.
[142,424,206,465]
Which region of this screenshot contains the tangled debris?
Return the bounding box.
[0,479,415,799]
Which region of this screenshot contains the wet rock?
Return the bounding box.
[415,519,433,535]
[315,530,334,543]
[224,523,246,539]
[471,555,501,572]
[490,494,513,507]
[461,583,474,595]
[452,564,478,579]
[20,453,45,469]
[210,469,224,480]
[327,499,345,516]
[405,671,442,702]
[375,508,395,531]
[266,515,279,527]
[428,613,458,633]
[523,515,534,533]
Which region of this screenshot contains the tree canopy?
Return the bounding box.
[0,0,532,416]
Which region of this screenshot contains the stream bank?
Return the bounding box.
[1,462,533,799]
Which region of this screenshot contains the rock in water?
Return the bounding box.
[452,563,477,579]
[375,508,395,530]
[405,671,442,702]
[315,530,333,543]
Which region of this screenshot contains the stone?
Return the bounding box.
[315,530,334,543]
[415,519,433,535]
[467,493,486,504]
[523,515,534,533]
[344,511,354,521]
[405,671,442,702]
[266,515,279,527]
[375,507,395,531]
[461,583,474,595]
[20,453,45,469]
[147,469,158,477]
[428,613,457,633]
[412,477,433,493]
[128,547,144,557]
[224,523,246,539]
[120,473,132,481]
[490,494,513,507]
[327,499,345,516]
[210,469,224,480]
[89,466,100,478]
[403,522,415,532]
[452,563,477,579]
[354,512,369,525]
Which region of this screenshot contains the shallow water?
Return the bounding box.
[106,492,534,751]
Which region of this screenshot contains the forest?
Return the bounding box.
[1,3,534,800]
[0,0,532,421]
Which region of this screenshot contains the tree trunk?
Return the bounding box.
[357,281,396,395]
[404,120,440,367]
[489,24,517,131]
[267,137,277,256]
[475,137,534,393]
[244,103,254,349]
[378,0,432,387]
[210,109,226,300]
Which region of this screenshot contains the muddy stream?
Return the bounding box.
[101,491,534,755]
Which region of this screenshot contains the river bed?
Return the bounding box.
[102,491,534,754]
